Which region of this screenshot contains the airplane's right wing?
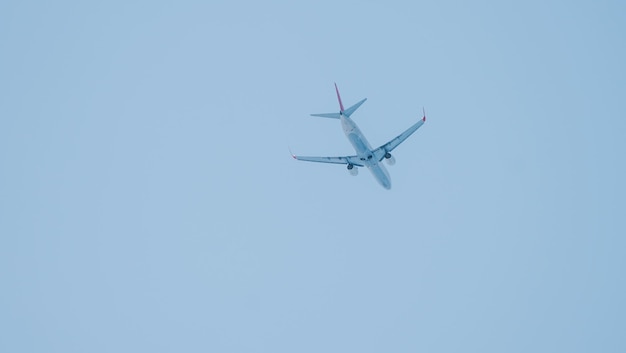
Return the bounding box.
[292,154,364,167]
[372,114,426,161]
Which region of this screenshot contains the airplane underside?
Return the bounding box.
[291,83,426,189]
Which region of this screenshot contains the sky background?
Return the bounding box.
[1,0,625,352]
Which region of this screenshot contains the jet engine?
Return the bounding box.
[384,152,396,166]
[347,164,358,176]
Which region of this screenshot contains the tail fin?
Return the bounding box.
[334,82,345,112]
[310,83,367,119]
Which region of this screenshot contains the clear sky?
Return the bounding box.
[1,1,625,352]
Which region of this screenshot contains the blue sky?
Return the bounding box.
[1,1,625,352]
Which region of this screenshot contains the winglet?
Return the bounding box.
[288,146,297,159]
[422,107,426,122]
[334,83,345,113]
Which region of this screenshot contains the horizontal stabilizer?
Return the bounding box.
[310,112,342,119]
[343,98,367,117]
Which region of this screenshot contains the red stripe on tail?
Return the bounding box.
[334,83,345,112]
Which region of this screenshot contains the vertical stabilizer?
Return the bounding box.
[334,83,345,112]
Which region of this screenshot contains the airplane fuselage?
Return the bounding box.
[294,83,425,189]
[341,114,392,189]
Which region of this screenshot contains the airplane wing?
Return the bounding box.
[292,154,365,167]
[372,115,426,161]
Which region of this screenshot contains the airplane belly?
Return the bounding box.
[368,163,392,189]
[348,132,369,153]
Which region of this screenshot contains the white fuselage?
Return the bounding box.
[341,114,392,189]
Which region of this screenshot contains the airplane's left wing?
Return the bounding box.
[292,154,364,167]
[372,114,426,161]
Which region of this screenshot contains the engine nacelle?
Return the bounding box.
[347,164,358,176]
[384,153,396,166]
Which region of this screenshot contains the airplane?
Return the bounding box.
[291,83,426,189]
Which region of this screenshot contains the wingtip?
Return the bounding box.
[288,146,297,159]
[422,107,426,122]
